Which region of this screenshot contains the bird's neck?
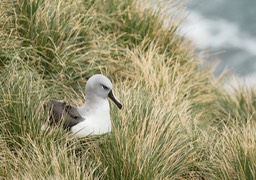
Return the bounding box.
[78,97,110,118]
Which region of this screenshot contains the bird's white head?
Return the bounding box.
[85,74,122,109]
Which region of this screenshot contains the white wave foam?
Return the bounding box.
[180,11,256,56]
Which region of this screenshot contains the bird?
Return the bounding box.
[43,74,122,137]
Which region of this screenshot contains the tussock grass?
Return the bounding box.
[94,83,214,179]
[214,84,256,126]
[0,61,45,140]
[0,0,256,179]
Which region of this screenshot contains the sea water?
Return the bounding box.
[180,0,256,86]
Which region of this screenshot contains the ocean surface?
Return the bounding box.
[180,0,256,87]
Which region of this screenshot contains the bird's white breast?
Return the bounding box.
[71,99,111,137]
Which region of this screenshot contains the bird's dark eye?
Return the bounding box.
[102,85,109,90]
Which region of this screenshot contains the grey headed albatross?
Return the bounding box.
[43,74,122,137]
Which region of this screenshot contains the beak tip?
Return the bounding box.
[118,103,123,110]
[108,90,122,110]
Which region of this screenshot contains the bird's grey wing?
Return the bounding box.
[47,100,83,130]
[63,104,84,129]
[64,104,81,119]
[47,100,66,125]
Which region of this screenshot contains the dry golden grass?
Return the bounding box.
[0,0,256,179]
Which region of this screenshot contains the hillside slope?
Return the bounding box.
[0,0,256,179]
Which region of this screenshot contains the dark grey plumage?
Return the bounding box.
[47,100,83,129]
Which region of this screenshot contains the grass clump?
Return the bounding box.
[0,0,256,179]
[0,61,45,140]
[94,84,212,179]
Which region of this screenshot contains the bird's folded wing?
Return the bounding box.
[64,104,84,128]
[64,104,81,119]
[47,100,84,129]
[47,100,66,124]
